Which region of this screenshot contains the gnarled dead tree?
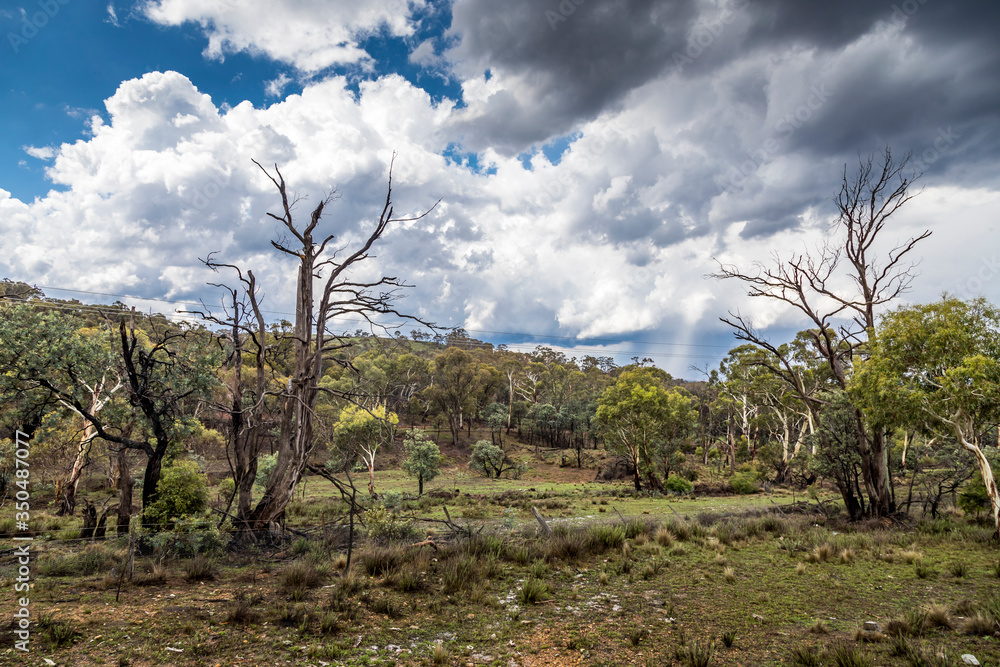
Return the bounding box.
[713,147,929,518]
[207,157,437,535]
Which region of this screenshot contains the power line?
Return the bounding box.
[21,283,731,359]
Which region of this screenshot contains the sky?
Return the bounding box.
[1,0,999,378]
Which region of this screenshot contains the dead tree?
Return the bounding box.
[188,260,277,531]
[713,147,929,518]
[238,157,437,533]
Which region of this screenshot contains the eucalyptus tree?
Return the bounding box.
[714,148,929,517]
[853,297,1000,537]
[594,367,693,491]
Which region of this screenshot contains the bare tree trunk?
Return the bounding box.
[246,159,436,533]
[117,448,133,536]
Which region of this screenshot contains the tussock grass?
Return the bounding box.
[655,526,674,548]
[518,577,550,605]
[808,619,829,634]
[278,559,325,591]
[959,613,995,635]
[184,554,217,581]
[791,645,821,667]
[677,639,716,667]
[830,644,872,667]
[922,604,954,630]
[359,544,406,577]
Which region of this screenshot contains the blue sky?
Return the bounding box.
[2,0,999,376]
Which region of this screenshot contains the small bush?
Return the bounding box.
[364,505,418,542]
[143,459,209,530]
[720,630,736,648]
[729,471,759,495]
[665,475,694,495]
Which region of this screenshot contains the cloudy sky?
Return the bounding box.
[2,0,998,377]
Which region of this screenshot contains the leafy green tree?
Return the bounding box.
[469,440,526,479]
[330,404,398,496]
[424,348,490,446]
[400,430,442,495]
[594,368,693,491]
[853,297,1000,536]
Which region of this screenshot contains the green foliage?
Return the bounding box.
[147,516,226,557]
[364,504,418,542]
[469,440,526,479]
[255,453,278,490]
[400,429,442,494]
[958,477,990,516]
[729,471,760,495]
[594,367,696,490]
[665,474,694,495]
[518,577,550,605]
[217,477,236,501]
[143,459,209,529]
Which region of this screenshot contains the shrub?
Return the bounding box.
[729,471,759,495]
[147,516,226,557]
[365,505,419,542]
[216,477,235,502]
[665,475,694,495]
[143,459,209,530]
[958,477,990,516]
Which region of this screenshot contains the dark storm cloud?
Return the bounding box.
[447,0,700,151]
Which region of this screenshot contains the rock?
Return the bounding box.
[863,621,882,633]
[961,655,980,666]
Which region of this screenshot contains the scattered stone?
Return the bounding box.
[863,622,882,633]
[961,655,980,666]
[752,614,765,621]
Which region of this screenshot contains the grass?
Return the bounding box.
[6,471,1000,667]
[183,554,217,581]
[518,577,550,605]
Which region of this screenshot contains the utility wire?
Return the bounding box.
[30,283,731,351]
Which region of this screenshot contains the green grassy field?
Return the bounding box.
[3,453,999,666]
